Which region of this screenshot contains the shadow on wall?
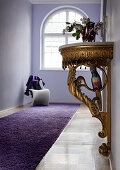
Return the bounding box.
[111,40,120,170]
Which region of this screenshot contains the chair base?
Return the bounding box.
[30,89,50,106]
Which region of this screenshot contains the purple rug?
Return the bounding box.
[0,103,79,170]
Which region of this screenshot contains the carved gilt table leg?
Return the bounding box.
[59,42,113,157]
[99,62,111,156]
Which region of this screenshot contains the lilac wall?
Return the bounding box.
[0,0,32,110]
[32,4,101,103]
[106,0,120,169]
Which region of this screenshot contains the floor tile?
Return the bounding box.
[36,104,110,170]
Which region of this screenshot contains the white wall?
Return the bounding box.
[0,0,32,110]
[106,0,120,169]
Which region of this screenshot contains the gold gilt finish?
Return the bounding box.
[59,42,113,157]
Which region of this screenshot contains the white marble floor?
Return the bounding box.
[36,104,110,170]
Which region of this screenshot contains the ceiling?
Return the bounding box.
[29,0,101,4]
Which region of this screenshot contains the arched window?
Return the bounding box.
[40,6,88,70]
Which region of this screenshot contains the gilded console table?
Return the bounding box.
[59,42,113,157]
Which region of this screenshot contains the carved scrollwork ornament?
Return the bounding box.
[59,42,113,157]
[67,64,108,136]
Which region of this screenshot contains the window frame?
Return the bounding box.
[40,6,88,71]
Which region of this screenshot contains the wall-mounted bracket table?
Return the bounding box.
[59,42,113,157]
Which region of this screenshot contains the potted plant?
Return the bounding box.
[63,17,103,42]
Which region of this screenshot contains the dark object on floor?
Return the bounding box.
[0,103,79,170]
[24,75,45,96]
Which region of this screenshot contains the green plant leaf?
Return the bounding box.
[76,30,81,34]
[86,18,90,24]
[66,22,71,24]
[76,24,82,26]
[80,25,84,31]
[68,25,73,32]
[72,33,77,37]
[76,35,80,40]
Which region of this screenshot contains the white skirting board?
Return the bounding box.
[0,102,32,113]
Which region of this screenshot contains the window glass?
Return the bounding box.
[41,7,88,70]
